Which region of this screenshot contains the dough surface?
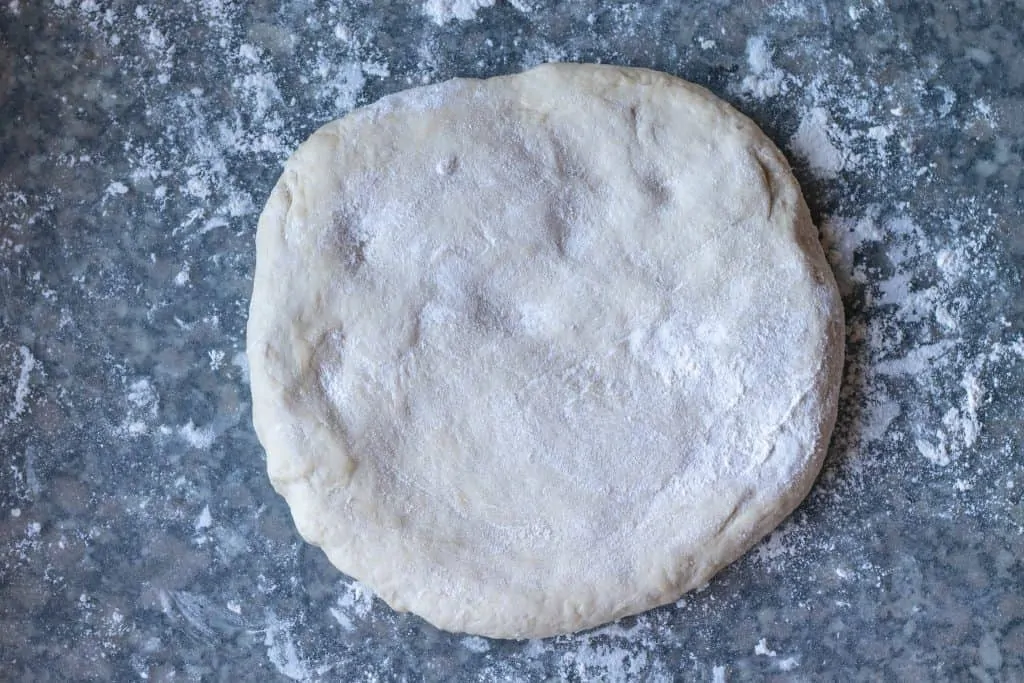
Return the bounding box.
[247,63,844,639]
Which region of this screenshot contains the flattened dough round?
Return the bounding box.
[247,63,844,639]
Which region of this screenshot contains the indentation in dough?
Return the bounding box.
[754,151,775,220]
[640,171,672,207]
[436,155,458,176]
[545,204,573,258]
[472,291,518,336]
[279,172,297,243]
[329,209,370,274]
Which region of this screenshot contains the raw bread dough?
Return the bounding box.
[247,63,844,639]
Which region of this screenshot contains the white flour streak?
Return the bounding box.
[195,505,212,530]
[6,346,35,423]
[916,437,950,467]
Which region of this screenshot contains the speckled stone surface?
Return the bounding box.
[1,1,1022,681]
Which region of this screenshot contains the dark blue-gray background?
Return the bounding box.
[1,1,1021,680]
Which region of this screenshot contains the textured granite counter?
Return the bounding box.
[1,1,1022,680]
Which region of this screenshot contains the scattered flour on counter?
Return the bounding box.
[423,0,495,24]
[778,656,800,671]
[789,107,850,178]
[264,614,311,682]
[208,349,226,371]
[238,43,260,64]
[195,505,212,531]
[916,437,950,467]
[328,580,374,632]
[764,0,813,21]
[559,635,652,683]
[4,517,46,569]
[753,190,1021,567]
[823,207,1013,472]
[740,36,788,99]
[422,0,537,24]
[234,72,283,120]
[178,420,216,449]
[6,446,39,503]
[306,60,365,114]
[126,378,158,412]
[231,351,250,382]
[471,622,685,680]
[114,377,158,437]
[754,516,803,569]
[159,590,216,638]
[729,20,1021,579]
[104,181,129,197]
[461,635,491,653]
[754,638,777,657]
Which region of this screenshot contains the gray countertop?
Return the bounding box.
[1,1,1022,680]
